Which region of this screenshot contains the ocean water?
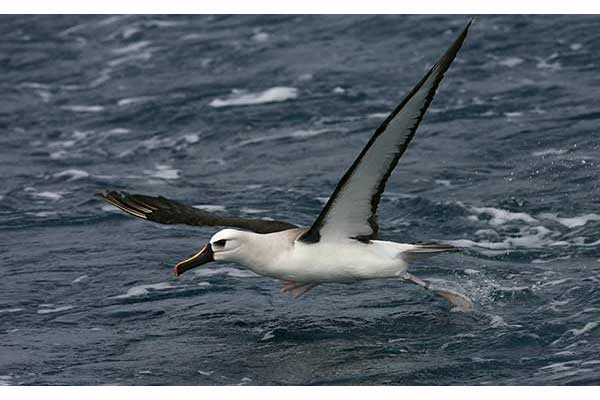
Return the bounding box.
[1,14,600,385]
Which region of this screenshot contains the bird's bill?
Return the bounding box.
[173,244,214,277]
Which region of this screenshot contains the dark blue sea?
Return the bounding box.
[2,15,600,385]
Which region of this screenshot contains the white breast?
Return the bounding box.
[246,232,413,283]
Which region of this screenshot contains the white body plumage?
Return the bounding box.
[211,228,415,283]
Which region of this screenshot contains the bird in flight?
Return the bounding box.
[98,20,474,311]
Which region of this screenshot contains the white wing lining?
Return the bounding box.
[300,20,472,243]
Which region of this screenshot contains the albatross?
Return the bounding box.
[98,20,474,311]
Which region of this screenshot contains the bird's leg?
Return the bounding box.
[400,272,473,311]
[280,281,319,298]
[280,281,300,293]
[291,282,319,299]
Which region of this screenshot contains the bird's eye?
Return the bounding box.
[213,239,227,248]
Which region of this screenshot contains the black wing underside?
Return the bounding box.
[299,20,472,244]
[97,191,297,234]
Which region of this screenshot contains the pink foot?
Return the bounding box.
[280,281,319,298]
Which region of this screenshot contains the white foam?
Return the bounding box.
[537,59,561,71]
[470,206,537,226]
[570,43,583,51]
[147,165,180,180]
[367,112,389,119]
[27,211,58,218]
[108,51,153,67]
[531,255,571,264]
[36,89,51,102]
[53,169,89,181]
[532,148,567,157]
[235,128,332,147]
[72,275,88,283]
[0,308,23,314]
[582,360,600,366]
[539,213,600,229]
[146,19,184,28]
[104,128,131,136]
[134,136,177,152]
[61,105,105,113]
[197,370,214,376]
[539,361,578,373]
[31,191,63,201]
[113,282,172,299]
[332,86,346,94]
[539,278,571,288]
[569,322,599,337]
[434,179,451,187]
[498,57,524,68]
[240,207,266,214]
[193,205,225,212]
[252,32,269,42]
[37,305,74,314]
[449,226,558,251]
[570,237,600,247]
[209,87,298,108]
[489,315,509,328]
[72,130,91,140]
[463,269,481,275]
[112,41,151,55]
[184,133,200,144]
[122,26,139,39]
[504,112,523,118]
[237,377,252,386]
[260,330,275,341]
[193,267,258,278]
[117,96,153,106]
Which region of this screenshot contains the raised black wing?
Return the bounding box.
[299,20,472,244]
[97,191,297,234]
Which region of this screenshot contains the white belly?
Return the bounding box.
[249,239,412,283]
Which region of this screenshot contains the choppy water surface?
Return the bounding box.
[2,15,600,385]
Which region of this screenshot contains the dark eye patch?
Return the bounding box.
[214,239,227,247]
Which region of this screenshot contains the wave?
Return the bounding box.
[113,282,173,299]
[60,105,105,113]
[37,305,74,314]
[145,165,180,180]
[234,128,333,148]
[209,87,298,108]
[52,169,90,181]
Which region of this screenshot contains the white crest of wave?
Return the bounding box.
[111,40,151,54]
[113,282,172,299]
[209,87,298,108]
[146,164,180,180]
[53,169,90,181]
[193,267,258,278]
[30,190,63,201]
[61,105,105,113]
[37,305,74,314]
[470,206,537,226]
[539,213,600,228]
[192,205,226,212]
[235,128,332,147]
[449,226,556,250]
[498,57,524,68]
[532,148,567,157]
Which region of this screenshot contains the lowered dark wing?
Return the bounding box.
[97,191,297,234]
[300,20,472,244]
